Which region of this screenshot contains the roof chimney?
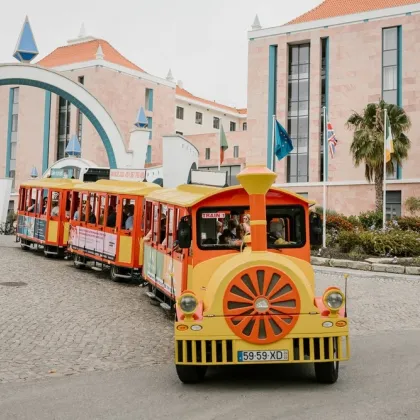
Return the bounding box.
[79,23,87,38]
[67,23,97,45]
[251,14,262,30]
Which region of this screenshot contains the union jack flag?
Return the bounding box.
[327,121,338,158]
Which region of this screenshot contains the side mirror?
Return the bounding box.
[177,217,192,249]
[309,213,323,246]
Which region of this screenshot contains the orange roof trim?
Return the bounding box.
[287,0,420,25]
[176,86,246,115]
[37,39,145,72]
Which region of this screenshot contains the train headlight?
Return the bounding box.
[323,288,345,311]
[179,294,198,314]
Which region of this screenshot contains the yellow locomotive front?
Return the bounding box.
[174,165,350,384]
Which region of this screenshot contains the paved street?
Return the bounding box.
[1,235,420,419]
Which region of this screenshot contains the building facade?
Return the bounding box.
[247,0,420,217]
[0,29,247,210]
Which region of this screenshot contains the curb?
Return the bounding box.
[310,256,420,276]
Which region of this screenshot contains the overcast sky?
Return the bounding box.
[0,0,321,108]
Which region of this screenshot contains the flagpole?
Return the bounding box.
[382,108,387,230]
[322,106,327,249]
[218,124,221,171]
[271,114,276,171]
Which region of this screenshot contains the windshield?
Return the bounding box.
[196,205,306,250]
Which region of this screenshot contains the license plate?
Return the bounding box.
[237,350,289,362]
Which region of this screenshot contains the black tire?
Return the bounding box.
[110,265,123,282]
[175,365,207,384]
[21,240,30,251]
[73,255,85,269]
[314,338,339,384]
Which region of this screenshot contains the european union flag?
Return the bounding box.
[274,120,294,160]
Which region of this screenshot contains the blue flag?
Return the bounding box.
[274,120,294,160]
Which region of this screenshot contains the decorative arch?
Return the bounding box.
[0,64,129,169]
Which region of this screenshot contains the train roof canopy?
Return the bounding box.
[145,184,315,207]
[71,179,161,196]
[20,178,80,190]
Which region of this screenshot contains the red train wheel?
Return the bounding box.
[223,266,301,344]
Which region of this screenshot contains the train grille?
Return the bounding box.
[176,340,234,364]
[292,336,350,362]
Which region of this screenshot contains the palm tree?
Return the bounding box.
[346,100,411,212]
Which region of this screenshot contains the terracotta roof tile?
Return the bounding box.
[176,86,246,115]
[37,39,145,72]
[288,0,420,24]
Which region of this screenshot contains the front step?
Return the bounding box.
[160,302,172,311]
[145,291,158,300]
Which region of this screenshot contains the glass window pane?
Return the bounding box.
[298,137,308,153]
[299,64,309,79]
[289,80,298,101]
[299,101,308,116]
[289,154,297,178]
[10,142,17,160]
[288,101,298,117]
[298,154,308,177]
[299,45,310,64]
[298,116,309,136]
[289,65,299,80]
[383,89,397,105]
[383,66,397,90]
[288,117,298,137]
[290,46,299,65]
[383,50,397,66]
[298,80,309,100]
[383,28,398,51]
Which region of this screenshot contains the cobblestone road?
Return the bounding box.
[1,235,420,385]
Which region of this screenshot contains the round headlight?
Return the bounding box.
[325,292,344,309]
[179,295,198,314]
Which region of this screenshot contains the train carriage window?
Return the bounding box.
[196,205,306,250]
[160,204,167,244]
[76,193,88,222]
[152,204,159,243]
[143,201,152,233]
[87,193,98,225]
[167,207,174,249]
[18,188,25,211]
[121,198,135,231]
[98,195,106,226]
[50,191,60,218]
[70,192,80,220]
[106,195,117,228]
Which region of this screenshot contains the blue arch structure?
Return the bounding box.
[0,65,128,170]
[0,78,118,168]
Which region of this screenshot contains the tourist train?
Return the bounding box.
[15,165,350,384]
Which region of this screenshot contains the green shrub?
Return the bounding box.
[347,215,364,229]
[358,210,383,230]
[337,231,361,253]
[326,214,354,232]
[393,216,420,232]
[405,196,420,216]
[358,230,420,257]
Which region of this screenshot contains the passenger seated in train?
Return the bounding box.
[124,204,134,230]
[106,206,116,228]
[27,199,36,212]
[51,200,60,217]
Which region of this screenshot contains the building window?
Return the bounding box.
[12,87,19,104]
[386,190,401,220]
[230,121,236,131]
[382,27,401,180]
[145,88,154,111]
[213,117,220,129]
[11,114,18,132]
[196,112,203,125]
[382,27,399,106]
[297,192,308,198]
[176,131,183,135]
[78,76,84,85]
[77,109,83,145]
[146,145,152,164]
[10,142,17,160]
[233,145,239,158]
[243,122,247,131]
[287,43,310,183]
[9,170,15,192]
[176,106,184,120]
[57,96,71,160]
[205,148,210,160]
[320,38,328,182]
[147,117,153,140]
[8,200,14,216]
